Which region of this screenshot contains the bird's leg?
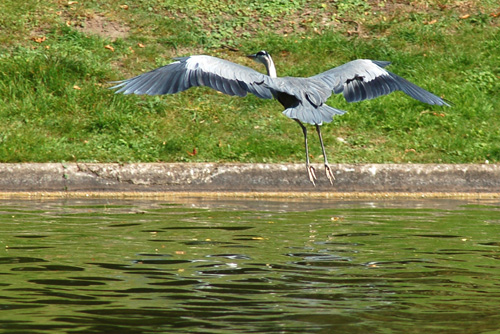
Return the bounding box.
[315,124,335,185]
[295,119,316,185]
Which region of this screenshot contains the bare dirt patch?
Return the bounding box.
[72,14,129,40]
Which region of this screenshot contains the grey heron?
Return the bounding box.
[110,50,450,185]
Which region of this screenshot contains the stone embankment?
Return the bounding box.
[0,163,498,197]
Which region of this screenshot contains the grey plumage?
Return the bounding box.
[111,56,273,99]
[110,50,450,185]
[312,59,448,106]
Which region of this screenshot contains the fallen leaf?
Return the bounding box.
[187,148,197,156]
[137,43,145,48]
[32,36,46,43]
[119,4,129,10]
[424,19,437,25]
[68,1,78,5]
[104,44,115,52]
[73,85,81,90]
[432,112,445,117]
[460,14,470,19]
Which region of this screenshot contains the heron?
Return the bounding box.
[110,50,450,185]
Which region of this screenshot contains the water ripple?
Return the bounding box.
[1,198,500,333]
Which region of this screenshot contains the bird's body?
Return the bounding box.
[111,51,449,185]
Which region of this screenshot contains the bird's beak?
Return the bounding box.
[246,53,257,59]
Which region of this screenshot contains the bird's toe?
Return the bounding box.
[325,164,335,185]
[307,165,317,186]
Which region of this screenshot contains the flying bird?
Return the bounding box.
[110,50,450,185]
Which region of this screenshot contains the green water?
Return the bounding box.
[1,198,499,333]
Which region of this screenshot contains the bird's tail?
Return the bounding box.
[283,104,346,125]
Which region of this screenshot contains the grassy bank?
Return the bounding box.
[0,0,498,164]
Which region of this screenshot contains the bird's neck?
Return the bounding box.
[265,57,277,78]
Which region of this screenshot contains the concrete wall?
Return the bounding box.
[0,163,499,194]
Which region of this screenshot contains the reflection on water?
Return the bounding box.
[1,198,500,333]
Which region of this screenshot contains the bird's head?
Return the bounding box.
[247,50,271,65]
[247,50,276,77]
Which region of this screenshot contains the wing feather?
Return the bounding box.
[312,59,450,106]
[110,55,273,99]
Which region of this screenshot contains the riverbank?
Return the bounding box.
[0,163,498,198]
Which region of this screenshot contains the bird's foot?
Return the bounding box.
[307,165,317,186]
[325,164,335,185]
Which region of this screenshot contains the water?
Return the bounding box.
[1,197,500,334]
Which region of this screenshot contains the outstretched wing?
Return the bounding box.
[312,59,450,106]
[110,55,273,99]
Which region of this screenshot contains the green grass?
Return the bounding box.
[0,0,499,164]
